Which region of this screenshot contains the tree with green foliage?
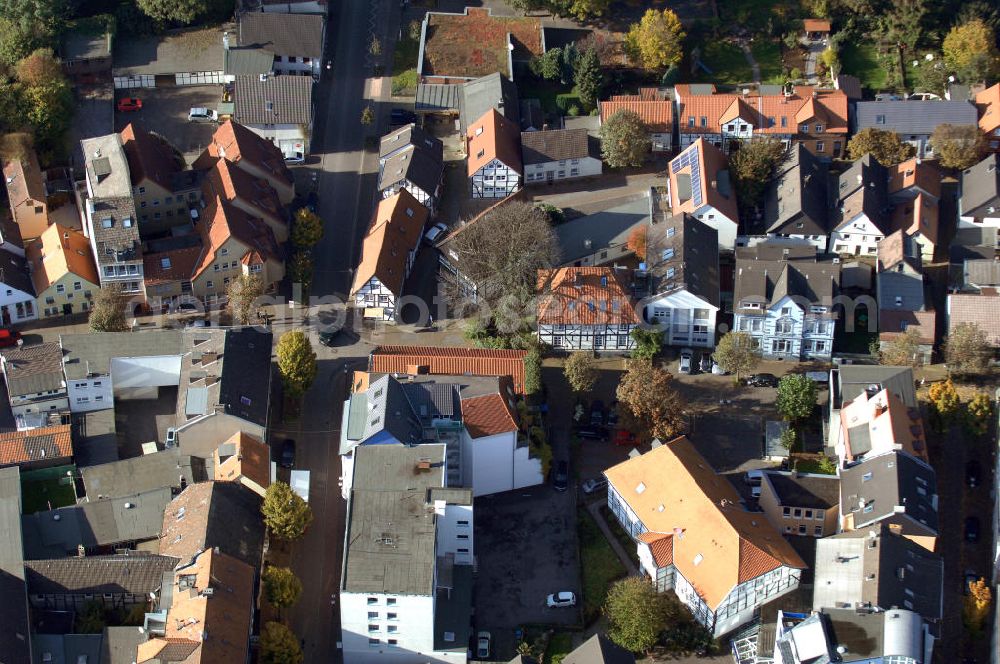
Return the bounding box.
[260,621,304,664]
[574,48,602,111]
[847,127,916,165]
[604,577,668,653]
[360,106,374,125]
[945,321,991,375]
[262,482,313,541]
[137,0,233,25]
[563,352,598,393]
[0,0,65,66]
[776,374,818,424]
[530,47,563,81]
[276,331,317,399]
[288,251,314,295]
[630,327,662,361]
[89,284,129,332]
[14,48,72,159]
[930,124,987,170]
[292,208,324,249]
[965,392,993,437]
[75,600,107,633]
[616,360,687,443]
[226,274,264,326]
[873,327,924,366]
[943,19,1000,84]
[883,0,927,52]
[262,567,303,611]
[730,138,786,218]
[600,109,650,168]
[780,426,797,450]
[624,9,685,72]
[524,346,542,395]
[713,331,760,380]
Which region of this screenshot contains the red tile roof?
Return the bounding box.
[600,89,674,133]
[120,123,183,191]
[193,121,293,191]
[0,425,73,467]
[467,109,523,176]
[350,190,429,297]
[536,267,639,326]
[674,85,848,136]
[142,245,204,285]
[889,158,942,200]
[803,18,831,32]
[203,158,285,227]
[370,345,528,394]
[193,195,281,279]
[669,139,740,225]
[976,83,1000,134]
[462,391,519,438]
[638,531,674,567]
[948,293,1000,345]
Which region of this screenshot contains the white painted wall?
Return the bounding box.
[463,431,513,497]
[11,394,68,419]
[0,285,37,323]
[111,356,182,390]
[67,376,113,413]
[470,159,519,199]
[341,592,445,664]
[513,444,543,490]
[645,290,718,349]
[691,204,738,250]
[244,124,310,160]
[830,216,885,256]
[437,504,474,566]
[523,156,602,184]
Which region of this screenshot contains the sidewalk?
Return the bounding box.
[586,499,640,578]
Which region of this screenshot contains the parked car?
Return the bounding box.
[552,460,568,492]
[280,439,296,469]
[0,328,22,348]
[746,373,779,387]
[678,348,693,374]
[965,516,981,542]
[476,631,491,659]
[589,400,605,426]
[582,478,608,495]
[188,107,218,122]
[614,429,636,447]
[424,222,448,244]
[184,319,216,328]
[546,591,577,608]
[117,97,142,112]
[966,460,982,489]
[576,426,607,441]
[699,354,712,373]
[390,108,417,125]
[606,401,618,426]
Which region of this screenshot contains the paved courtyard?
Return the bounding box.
[114,85,224,162]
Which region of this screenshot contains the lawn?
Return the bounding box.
[840,42,888,91]
[517,76,579,116]
[22,476,76,514]
[545,632,574,664]
[694,41,753,85]
[793,456,837,475]
[579,509,627,623]
[392,20,421,96]
[752,41,783,84]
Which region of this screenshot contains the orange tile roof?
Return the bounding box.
[879,309,936,345]
[603,437,805,610]
[120,123,183,191]
[889,158,942,199]
[0,424,72,467]
[669,139,739,224]
[193,120,293,190]
[213,431,270,491]
[976,83,1000,133]
[350,190,429,297]
[203,158,284,227]
[803,18,831,32]
[890,192,940,246]
[193,194,281,279]
[3,148,45,208]
[462,389,518,438]
[26,224,100,293]
[536,267,639,326]
[600,91,674,133]
[370,345,528,394]
[840,388,928,462]
[638,531,674,567]
[674,85,848,136]
[136,548,254,664]
[142,245,204,285]
[467,109,523,176]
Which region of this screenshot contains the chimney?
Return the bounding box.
[223,32,230,50]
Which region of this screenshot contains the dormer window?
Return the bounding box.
[475,126,484,136]
[876,114,886,125]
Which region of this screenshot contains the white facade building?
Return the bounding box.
[521,128,601,185]
[668,140,740,250]
[467,109,522,199]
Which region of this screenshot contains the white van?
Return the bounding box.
[188,107,218,123]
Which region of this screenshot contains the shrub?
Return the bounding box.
[555,93,583,113]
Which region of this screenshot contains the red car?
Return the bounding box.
[117,97,143,112]
[0,329,22,348]
[614,429,637,447]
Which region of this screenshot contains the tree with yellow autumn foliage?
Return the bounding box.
[624,9,685,72]
[964,577,992,632]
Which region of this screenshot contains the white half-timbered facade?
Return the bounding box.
[471,158,519,199]
[536,267,639,353]
[466,109,523,200]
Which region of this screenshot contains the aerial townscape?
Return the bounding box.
[2,0,1000,663]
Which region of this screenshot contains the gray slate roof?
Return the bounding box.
[0,466,31,664]
[645,213,720,307]
[762,144,830,236]
[341,373,424,454]
[101,626,146,664]
[342,445,447,595]
[460,72,520,131]
[834,154,891,233]
[234,74,313,125]
[225,48,276,75]
[415,83,461,112]
[90,197,139,266]
[563,635,635,664]
[25,553,179,596]
[0,247,35,297]
[2,342,64,397]
[834,365,916,409]
[219,328,273,427]
[734,249,840,310]
[378,124,444,196]
[22,487,172,558]
[960,154,1000,219]
[963,258,1000,287]
[763,470,840,510]
[32,634,103,664]
[853,99,978,135]
[59,330,184,380]
[81,450,205,500]
[840,451,938,536]
[520,129,591,164]
[113,26,227,76]
[238,12,324,58]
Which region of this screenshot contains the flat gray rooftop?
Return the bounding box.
[60,330,184,379]
[81,133,132,199]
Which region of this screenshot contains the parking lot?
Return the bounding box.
[114,85,224,162]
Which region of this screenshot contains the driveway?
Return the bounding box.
[114,86,224,163]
